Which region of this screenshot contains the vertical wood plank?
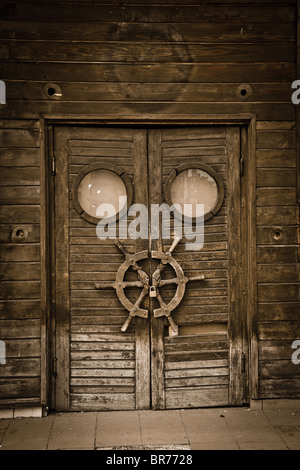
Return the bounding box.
[40,119,49,409]
[133,129,151,410]
[226,126,244,405]
[240,125,249,404]
[248,117,259,400]
[53,126,70,411]
[148,128,165,410]
[297,0,300,204]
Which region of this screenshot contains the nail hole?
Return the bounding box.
[16,229,24,238]
[240,89,247,96]
[44,83,62,99]
[273,230,282,240]
[47,87,56,96]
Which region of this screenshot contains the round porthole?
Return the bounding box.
[72,163,133,224]
[164,163,225,222]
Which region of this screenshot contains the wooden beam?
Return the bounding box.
[297,1,300,203]
[133,129,151,410]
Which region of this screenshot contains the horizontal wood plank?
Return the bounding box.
[0,129,40,148]
[0,62,295,83]
[2,41,295,63]
[0,300,41,319]
[258,322,300,341]
[0,20,295,43]
[5,81,293,103]
[257,302,300,321]
[0,244,40,262]
[166,386,229,408]
[258,283,299,302]
[0,358,40,377]
[0,319,40,338]
[257,246,298,264]
[0,378,40,399]
[259,379,300,398]
[0,4,295,24]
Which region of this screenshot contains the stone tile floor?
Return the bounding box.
[0,408,299,450]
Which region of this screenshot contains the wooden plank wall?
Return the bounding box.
[0,0,299,406]
[0,119,42,405]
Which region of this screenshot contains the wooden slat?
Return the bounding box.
[256,188,297,206]
[258,283,299,302]
[2,41,295,63]
[0,300,41,319]
[71,378,134,386]
[0,168,40,186]
[0,4,295,23]
[0,224,40,243]
[258,322,300,341]
[0,148,40,166]
[256,149,296,168]
[165,350,228,362]
[260,360,300,379]
[257,264,299,283]
[71,341,134,351]
[0,128,40,147]
[0,19,295,43]
[257,206,298,225]
[70,368,135,378]
[70,393,135,411]
[1,61,295,83]
[0,319,40,338]
[259,379,300,398]
[257,246,298,264]
[0,244,40,262]
[257,130,296,149]
[0,101,295,122]
[0,187,40,205]
[165,376,229,388]
[71,351,135,360]
[166,386,229,409]
[0,378,40,399]
[259,340,299,360]
[257,169,296,187]
[257,302,300,321]
[4,338,40,358]
[5,81,293,103]
[0,358,40,377]
[0,281,41,299]
[258,225,298,245]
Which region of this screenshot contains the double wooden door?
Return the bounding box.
[50,125,248,411]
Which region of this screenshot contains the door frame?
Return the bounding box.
[40,114,257,411]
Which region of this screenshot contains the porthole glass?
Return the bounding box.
[171,168,218,218]
[78,170,127,218]
[72,163,133,224]
[164,163,224,221]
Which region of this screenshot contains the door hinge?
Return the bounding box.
[52,357,57,377]
[241,352,246,373]
[239,156,245,177]
[51,156,56,176]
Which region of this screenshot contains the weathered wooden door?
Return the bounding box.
[51,125,247,411]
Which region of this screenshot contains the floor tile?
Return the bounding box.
[141,427,188,446]
[47,412,96,450]
[1,416,54,450]
[265,410,300,426]
[97,411,140,429]
[238,441,288,450]
[96,429,142,448]
[187,429,235,443]
[191,441,240,450]
[0,420,9,445]
[139,410,183,428]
